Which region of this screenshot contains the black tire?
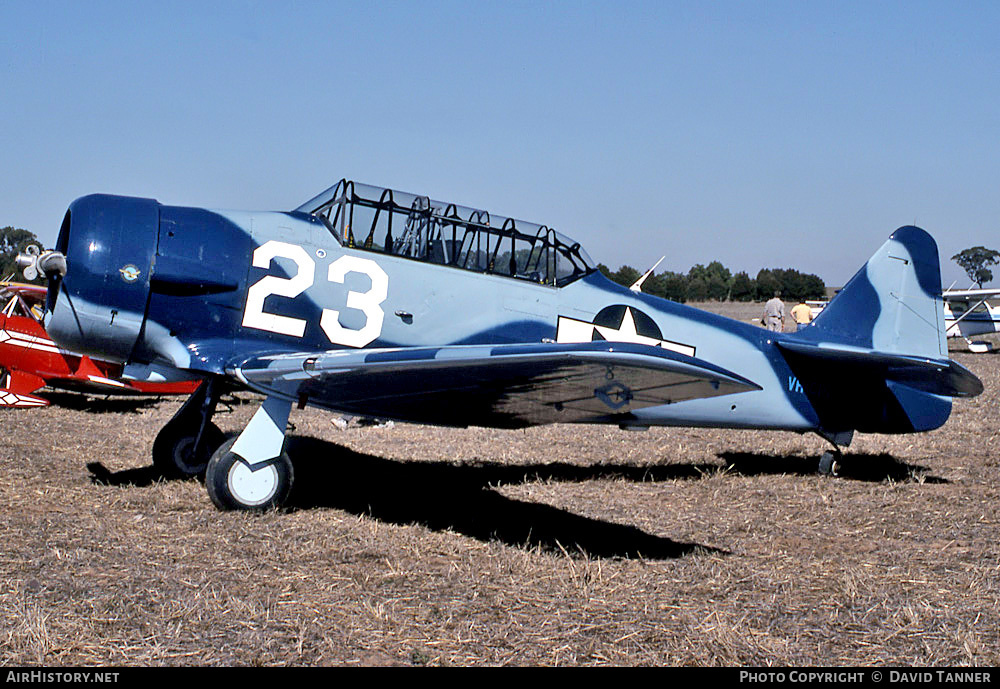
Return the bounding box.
[205,438,293,511]
[152,421,226,480]
[818,451,840,476]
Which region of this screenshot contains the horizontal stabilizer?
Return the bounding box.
[231,341,761,428]
[0,389,49,407]
[943,288,1000,301]
[777,340,982,398]
[0,369,49,407]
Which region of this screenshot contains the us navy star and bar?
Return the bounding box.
[556,305,696,357]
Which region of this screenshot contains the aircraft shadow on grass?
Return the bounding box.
[42,392,162,414]
[287,437,733,560]
[716,451,948,484]
[87,462,162,488]
[87,435,719,560]
[85,435,946,559]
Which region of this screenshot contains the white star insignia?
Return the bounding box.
[594,308,663,347]
[555,307,697,358]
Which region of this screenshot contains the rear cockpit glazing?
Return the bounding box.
[297,180,595,287]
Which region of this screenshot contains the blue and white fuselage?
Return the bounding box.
[33,179,982,509]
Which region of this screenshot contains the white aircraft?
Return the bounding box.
[943,288,1000,352]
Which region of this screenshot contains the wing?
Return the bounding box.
[943,288,1000,301]
[229,341,761,428]
[0,282,47,303]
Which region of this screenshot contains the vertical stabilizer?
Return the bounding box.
[803,226,946,358]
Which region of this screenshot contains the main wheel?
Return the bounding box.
[205,438,294,511]
[152,421,226,479]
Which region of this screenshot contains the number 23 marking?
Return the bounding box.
[242,240,389,348]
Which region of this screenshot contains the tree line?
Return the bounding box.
[597,260,827,303]
[600,244,1000,303]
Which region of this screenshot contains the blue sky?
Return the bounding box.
[2,0,998,287]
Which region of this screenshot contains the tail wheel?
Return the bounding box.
[818,450,841,476]
[152,421,225,479]
[206,438,293,511]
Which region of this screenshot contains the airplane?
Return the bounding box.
[18,180,982,509]
[942,288,1000,352]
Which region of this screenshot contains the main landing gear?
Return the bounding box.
[206,438,294,510]
[151,380,295,510]
[205,395,295,511]
[152,378,225,479]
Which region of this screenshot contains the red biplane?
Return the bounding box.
[0,282,199,407]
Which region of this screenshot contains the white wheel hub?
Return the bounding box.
[227,459,280,506]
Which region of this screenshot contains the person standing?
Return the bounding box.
[790,301,813,331]
[763,291,785,332]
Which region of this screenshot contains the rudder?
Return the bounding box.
[803,226,946,357]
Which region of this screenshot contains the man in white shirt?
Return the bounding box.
[763,291,785,332]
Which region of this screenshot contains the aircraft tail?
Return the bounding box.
[0,369,50,408]
[801,226,946,358]
[778,226,981,435]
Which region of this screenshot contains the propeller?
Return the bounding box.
[16,245,67,282]
[17,245,40,281]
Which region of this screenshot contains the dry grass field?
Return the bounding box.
[1,302,998,666]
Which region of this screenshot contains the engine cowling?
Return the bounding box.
[46,194,159,363]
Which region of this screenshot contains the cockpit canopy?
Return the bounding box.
[297,180,596,286]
